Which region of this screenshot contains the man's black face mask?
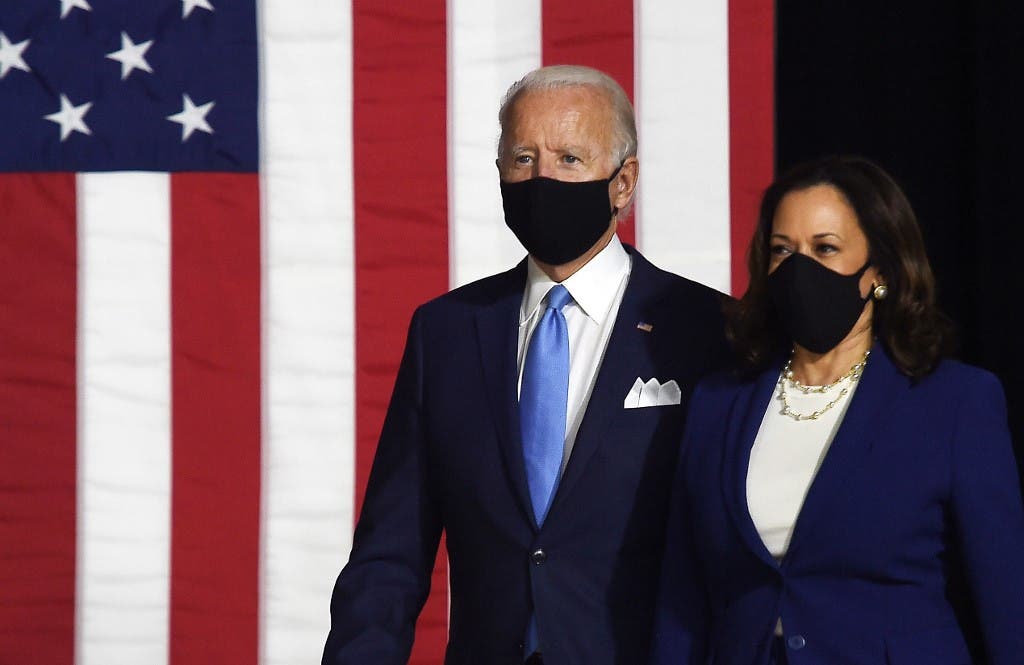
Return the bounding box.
[500,165,621,266]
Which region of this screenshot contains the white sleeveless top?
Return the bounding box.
[746,371,861,560]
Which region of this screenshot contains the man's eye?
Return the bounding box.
[562,155,580,164]
[514,155,532,164]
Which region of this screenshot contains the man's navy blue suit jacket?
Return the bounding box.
[323,246,729,665]
[652,345,1024,665]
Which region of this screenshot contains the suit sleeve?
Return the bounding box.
[949,371,1024,664]
[322,308,443,665]
[650,386,711,665]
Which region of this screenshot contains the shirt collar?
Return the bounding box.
[520,235,631,325]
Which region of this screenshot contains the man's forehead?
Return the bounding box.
[504,87,614,136]
[508,84,611,113]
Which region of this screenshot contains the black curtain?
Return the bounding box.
[776,2,1024,473]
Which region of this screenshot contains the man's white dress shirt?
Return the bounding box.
[517,235,632,474]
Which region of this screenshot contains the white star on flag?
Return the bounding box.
[44,94,93,141]
[0,32,31,79]
[105,32,154,80]
[59,0,92,19]
[167,94,215,141]
[182,0,214,19]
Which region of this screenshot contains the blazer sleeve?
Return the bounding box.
[949,370,1024,664]
[322,308,443,665]
[650,387,712,665]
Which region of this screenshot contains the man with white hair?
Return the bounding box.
[323,65,729,665]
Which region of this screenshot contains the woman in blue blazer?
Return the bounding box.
[652,156,1024,664]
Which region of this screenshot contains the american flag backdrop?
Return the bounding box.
[0,1,772,663]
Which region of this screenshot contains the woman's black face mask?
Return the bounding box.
[768,252,871,354]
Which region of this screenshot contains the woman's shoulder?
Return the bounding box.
[901,356,1009,430]
[913,356,1004,397]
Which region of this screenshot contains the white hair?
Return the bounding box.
[497,65,638,165]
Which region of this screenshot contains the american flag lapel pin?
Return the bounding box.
[636,321,653,332]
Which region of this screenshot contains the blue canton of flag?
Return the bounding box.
[0,0,257,172]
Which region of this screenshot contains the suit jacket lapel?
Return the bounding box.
[474,262,535,525]
[547,252,658,518]
[783,345,908,564]
[722,365,782,569]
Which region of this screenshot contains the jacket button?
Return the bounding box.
[787,635,806,650]
[530,549,546,565]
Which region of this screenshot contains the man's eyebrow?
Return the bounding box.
[506,144,596,158]
[507,144,533,155]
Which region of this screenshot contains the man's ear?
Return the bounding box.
[611,157,639,211]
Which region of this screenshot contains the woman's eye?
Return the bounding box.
[769,245,791,256]
[816,243,838,254]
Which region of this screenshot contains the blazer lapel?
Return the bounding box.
[783,345,909,564]
[547,253,658,518]
[474,263,535,525]
[722,365,782,569]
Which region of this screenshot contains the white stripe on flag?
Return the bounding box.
[260,0,355,662]
[635,0,731,292]
[448,0,541,288]
[76,172,171,665]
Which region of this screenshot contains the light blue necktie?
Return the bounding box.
[520,284,571,658]
[521,284,572,526]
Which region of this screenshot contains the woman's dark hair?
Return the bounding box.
[727,155,954,378]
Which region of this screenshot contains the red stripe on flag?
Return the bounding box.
[0,173,77,664]
[169,173,261,663]
[728,0,775,296]
[542,0,637,247]
[352,3,450,663]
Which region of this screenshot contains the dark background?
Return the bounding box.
[776,2,1024,477]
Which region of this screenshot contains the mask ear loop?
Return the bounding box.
[608,160,626,217]
[852,261,875,303]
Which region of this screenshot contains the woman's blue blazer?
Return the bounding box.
[652,346,1024,664]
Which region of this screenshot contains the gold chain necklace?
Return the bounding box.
[778,349,870,421]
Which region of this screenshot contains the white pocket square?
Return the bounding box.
[623,378,681,408]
